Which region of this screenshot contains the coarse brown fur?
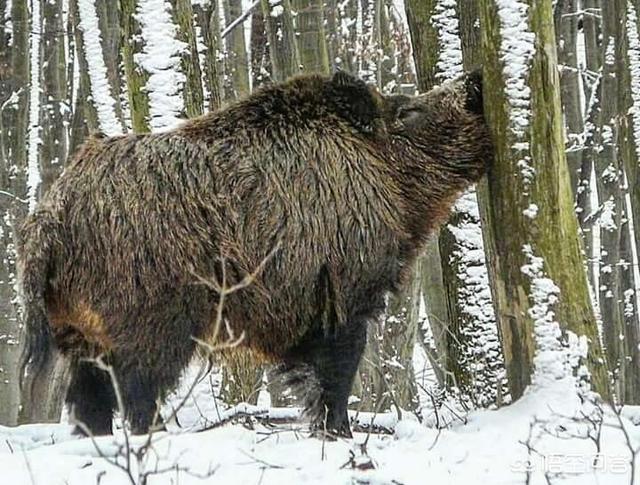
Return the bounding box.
[18,71,491,437]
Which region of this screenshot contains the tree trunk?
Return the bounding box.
[292,0,330,74]
[577,0,602,290]
[222,0,250,98]
[261,0,300,81]
[95,0,127,128]
[595,0,640,404]
[194,0,223,111]
[478,0,610,400]
[171,0,205,117]
[405,0,506,408]
[249,4,271,88]
[356,270,421,413]
[40,0,68,193]
[120,0,151,132]
[554,0,584,195]
[0,0,33,426]
[405,0,438,89]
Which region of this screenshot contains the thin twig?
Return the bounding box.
[221,0,260,39]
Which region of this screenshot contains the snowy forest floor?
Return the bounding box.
[1,375,640,485]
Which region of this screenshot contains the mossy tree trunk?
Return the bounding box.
[478,0,610,400]
[120,0,150,132]
[405,0,438,90]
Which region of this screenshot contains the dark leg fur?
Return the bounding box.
[108,296,204,434]
[114,363,164,434]
[287,317,367,438]
[66,360,116,436]
[108,338,197,435]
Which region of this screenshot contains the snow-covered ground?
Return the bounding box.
[2,376,639,485]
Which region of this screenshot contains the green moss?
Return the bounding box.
[120,0,150,133]
[477,0,610,400]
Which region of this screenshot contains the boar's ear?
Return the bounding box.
[326,71,381,133]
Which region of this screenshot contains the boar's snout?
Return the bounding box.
[463,69,484,116]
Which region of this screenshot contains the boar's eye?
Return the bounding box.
[397,107,424,127]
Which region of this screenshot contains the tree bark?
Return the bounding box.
[194,0,223,111]
[478,0,610,400]
[171,0,205,117]
[405,0,438,90]
[595,0,640,404]
[292,0,330,74]
[120,0,151,132]
[554,0,584,195]
[223,0,250,98]
[261,0,300,82]
[0,0,31,426]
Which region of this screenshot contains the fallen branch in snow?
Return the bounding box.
[238,449,291,470]
[415,381,468,429]
[197,404,301,432]
[194,403,400,436]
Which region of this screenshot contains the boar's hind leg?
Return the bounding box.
[111,302,203,435]
[295,317,367,438]
[112,345,196,435]
[113,362,166,434]
[67,360,116,436]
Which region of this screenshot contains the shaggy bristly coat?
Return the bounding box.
[18,71,491,437]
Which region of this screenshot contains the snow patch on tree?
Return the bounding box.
[522,203,538,219]
[496,0,535,185]
[432,0,463,81]
[522,245,588,387]
[77,0,123,136]
[136,0,187,131]
[496,1,535,138]
[358,0,378,84]
[4,0,12,47]
[448,191,507,407]
[26,0,41,213]
[626,2,640,155]
[599,197,617,232]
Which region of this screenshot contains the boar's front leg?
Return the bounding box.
[290,316,367,438]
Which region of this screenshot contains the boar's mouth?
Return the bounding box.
[464,69,484,116]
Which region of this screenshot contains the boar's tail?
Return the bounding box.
[18,210,58,395]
